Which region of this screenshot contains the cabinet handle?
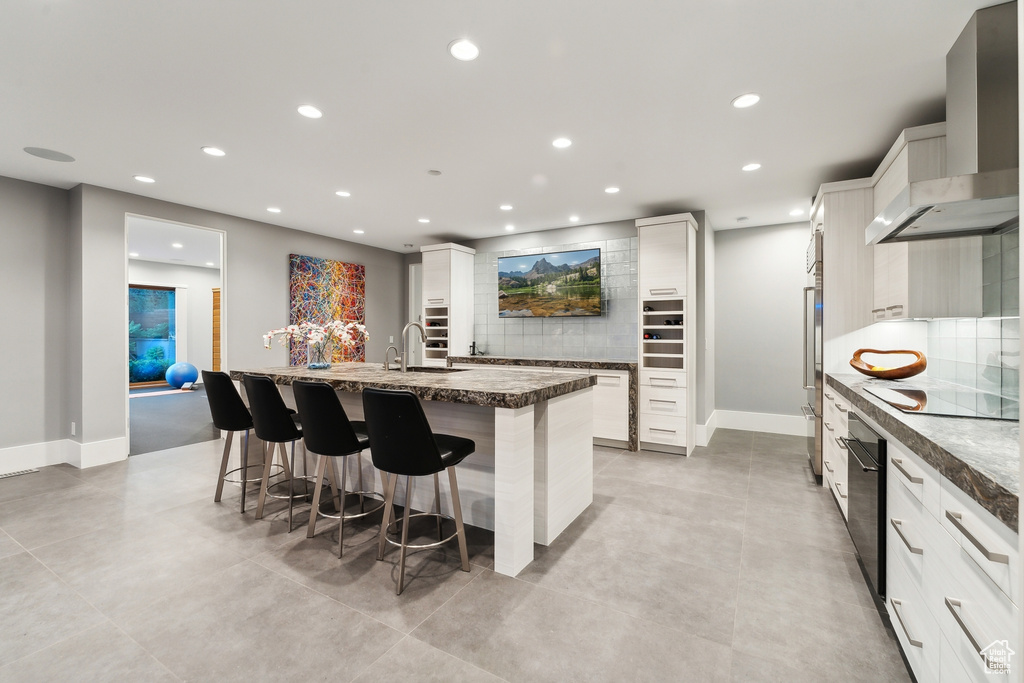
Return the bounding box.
[824,391,834,400]
[649,427,676,434]
[823,460,833,474]
[427,298,445,304]
[944,510,1010,564]
[835,403,848,413]
[891,457,923,485]
[871,308,886,315]
[886,305,904,312]
[650,399,676,405]
[823,421,834,433]
[595,375,621,384]
[890,519,923,555]
[834,481,848,499]
[649,288,678,296]
[835,436,847,450]
[944,598,983,658]
[890,599,923,648]
[649,378,677,387]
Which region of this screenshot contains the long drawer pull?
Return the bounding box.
[945,598,983,658]
[887,305,904,313]
[835,403,848,413]
[835,436,847,450]
[649,378,678,387]
[890,519,923,555]
[649,399,676,405]
[834,481,848,499]
[823,421,834,433]
[649,427,677,434]
[945,511,1010,564]
[823,460,833,474]
[891,457,923,485]
[595,375,621,383]
[871,308,886,315]
[824,391,834,400]
[890,599,923,648]
[426,298,446,304]
[649,288,678,296]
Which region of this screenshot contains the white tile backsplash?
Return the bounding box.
[928,316,1020,399]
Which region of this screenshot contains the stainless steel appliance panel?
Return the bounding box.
[844,412,887,600]
[803,232,823,477]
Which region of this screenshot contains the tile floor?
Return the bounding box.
[0,429,910,682]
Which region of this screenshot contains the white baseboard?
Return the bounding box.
[696,410,718,447]
[0,437,128,475]
[714,410,811,437]
[66,437,129,469]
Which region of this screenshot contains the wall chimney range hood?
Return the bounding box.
[866,1,1018,245]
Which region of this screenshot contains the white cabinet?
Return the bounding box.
[882,433,1019,682]
[637,213,695,454]
[872,238,983,320]
[420,243,475,366]
[589,369,629,442]
[822,386,849,518]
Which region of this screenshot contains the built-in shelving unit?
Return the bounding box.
[420,243,475,366]
[641,301,685,370]
[424,308,450,364]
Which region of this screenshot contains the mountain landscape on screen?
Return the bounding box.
[497,248,601,317]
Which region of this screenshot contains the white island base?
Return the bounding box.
[295,386,594,577]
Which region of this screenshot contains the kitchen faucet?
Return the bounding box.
[400,321,426,373]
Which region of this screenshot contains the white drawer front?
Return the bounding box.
[590,370,628,442]
[888,443,942,518]
[640,385,685,417]
[640,369,685,389]
[639,414,685,446]
[886,543,940,683]
[887,474,930,587]
[938,479,1019,608]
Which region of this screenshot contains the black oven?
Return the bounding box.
[842,412,887,600]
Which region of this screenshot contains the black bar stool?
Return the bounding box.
[361,387,472,595]
[202,370,269,514]
[242,374,309,530]
[292,380,387,557]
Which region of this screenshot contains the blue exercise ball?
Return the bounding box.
[165,362,199,389]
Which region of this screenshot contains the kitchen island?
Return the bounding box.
[230,363,596,576]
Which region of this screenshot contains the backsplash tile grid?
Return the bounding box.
[927,317,1019,399]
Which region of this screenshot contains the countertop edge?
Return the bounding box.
[826,374,1018,533]
[447,356,637,371]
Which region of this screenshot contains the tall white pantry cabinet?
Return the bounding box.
[636,213,697,454]
[420,243,475,366]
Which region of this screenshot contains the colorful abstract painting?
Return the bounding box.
[288,254,366,364]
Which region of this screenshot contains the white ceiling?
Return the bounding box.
[126,215,222,269]
[0,1,998,252]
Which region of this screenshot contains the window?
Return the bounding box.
[128,285,176,385]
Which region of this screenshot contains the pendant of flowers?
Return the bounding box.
[263,320,369,369]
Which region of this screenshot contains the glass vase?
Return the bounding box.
[306,339,333,370]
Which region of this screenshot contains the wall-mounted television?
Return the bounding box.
[497,248,601,317]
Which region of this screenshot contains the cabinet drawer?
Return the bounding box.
[640,369,685,389]
[887,474,930,586]
[887,443,941,520]
[590,370,628,442]
[640,386,685,417]
[639,414,685,446]
[886,544,940,682]
[938,478,1019,607]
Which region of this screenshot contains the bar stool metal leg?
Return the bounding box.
[377,474,399,561]
[306,454,330,539]
[215,430,235,503]
[256,441,274,520]
[448,467,471,571]
[433,473,443,541]
[397,476,414,595]
[287,442,296,532]
[239,429,250,513]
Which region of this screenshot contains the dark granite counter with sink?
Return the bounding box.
[827,373,1019,531]
[447,355,639,450]
[230,362,595,410]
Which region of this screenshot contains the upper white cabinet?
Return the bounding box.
[637,214,692,298]
[636,213,696,454]
[420,243,475,366]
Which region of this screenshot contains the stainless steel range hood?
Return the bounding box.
[867,1,1018,245]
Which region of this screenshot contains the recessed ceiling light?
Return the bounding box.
[133,175,155,183]
[205,261,215,266]
[505,224,515,231]
[732,93,761,108]
[737,217,749,222]
[335,190,351,197]
[742,163,761,172]
[552,137,572,149]
[128,252,139,258]
[404,243,414,248]
[171,243,183,249]
[418,218,430,224]
[790,208,805,216]
[569,215,580,222]
[605,187,620,194]
[353,229,365,234]
[297,104,322,119]
[448,39,479,61]
[427,169,442,176]
[202,146,226,157]
[499,204,513,211]
[267,207,281,213]
[23,146,75,162]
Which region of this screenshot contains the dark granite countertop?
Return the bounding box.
[447,356,637,371]
[827,373,1019,532]
[230,363,595,410]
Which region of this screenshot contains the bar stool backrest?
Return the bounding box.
[202,370,253,432]
[292,380,363,456]
[361,387,444,477]
[243,374,301,443]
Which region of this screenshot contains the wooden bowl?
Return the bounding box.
[850,349,927,380]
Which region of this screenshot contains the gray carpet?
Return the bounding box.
[129,386,220,455]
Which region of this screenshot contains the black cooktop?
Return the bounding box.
[865,386,1019,421]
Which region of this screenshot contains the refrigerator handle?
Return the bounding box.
[802,286,814,390]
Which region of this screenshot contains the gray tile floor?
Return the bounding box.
[0,429,911,682]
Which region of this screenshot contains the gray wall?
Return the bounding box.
[694,211,715,424]
[2,178,405,450]
[128,260,222,376]
[0,177,69,448]
[715,222,808,416]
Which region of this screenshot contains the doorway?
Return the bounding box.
[126,215,224,455]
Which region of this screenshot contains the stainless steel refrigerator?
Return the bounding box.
[802,231,823,479]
